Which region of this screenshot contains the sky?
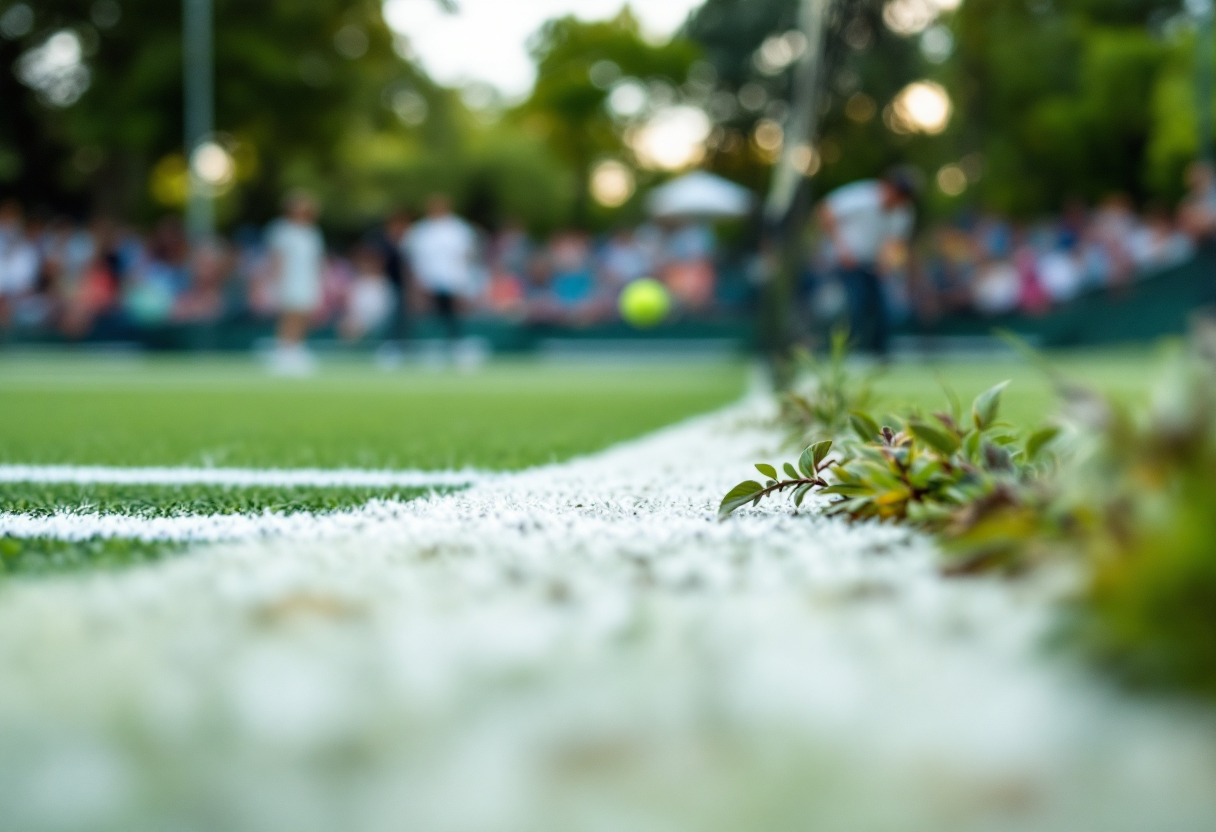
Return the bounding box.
[380,0,706,99]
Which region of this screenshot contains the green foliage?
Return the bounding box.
[3,0,428,223]
[722,377,1072,571]
[778,331,876,448]
[1058,344,1216,697]
[718,440,831,519]
[0,0,580,231]
[511,10,700,226]
[725,333,1216,700]
[687,0,1199,217]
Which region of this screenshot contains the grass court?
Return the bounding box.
[0,348,1157,577]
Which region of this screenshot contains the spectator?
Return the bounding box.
[366,209,411,352]
[660,220,717,312]
[972,259,1021,316]
[125,218,188,327]
[340,244,394,342]
[547,231,599,323]
[816,168,918,354]
[1037,245,1084,304]
[1180,161,1216,243]
[482,224,529,320]
[0,202,39,336]
[174,239,230,323]
[1090,194,1138,287]
[265,190,324,376]
[1128,204,1194,273]
[599,227,651,290]
[404,194,478,342]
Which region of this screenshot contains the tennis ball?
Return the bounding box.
[619,278,671,328]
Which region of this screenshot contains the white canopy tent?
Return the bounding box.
[646,171,755,220]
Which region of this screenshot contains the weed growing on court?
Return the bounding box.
[777,330,876,447]
[724,338,1216,700]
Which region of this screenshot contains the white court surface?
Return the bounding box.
[1,403,1215,832]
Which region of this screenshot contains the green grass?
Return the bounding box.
[0,349,1163,580]
[0,354,745,577]
[0,535,182,576]
[872,349,1158,426]
[0,482,447,518]
[0,355,748,469]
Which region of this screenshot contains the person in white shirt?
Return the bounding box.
[1180,161,1216,244]
[265,190,324,375]
[404,194,478,341]
[817,170,918,354]
[340,244,394,342]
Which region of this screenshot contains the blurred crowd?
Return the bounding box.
[908,194,1201,320]
[3,165,1214,357]
[819,163,1216,328]
[0,194,729,347]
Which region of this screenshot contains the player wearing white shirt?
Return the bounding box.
[265,191,324,376]
[817,171,918,355]
[404,194,478,340]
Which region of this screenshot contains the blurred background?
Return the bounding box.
[0,0,1214,360]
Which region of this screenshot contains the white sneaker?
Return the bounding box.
[453,337,489,372]
[268,344,316,377]
[374,341,405,371]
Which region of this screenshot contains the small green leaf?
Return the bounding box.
[755,463,777,480]
[829,464,859,483]
[793,483,813,507]
[719,480,764,519]
[819,483,870,496]
[850,411,880,442]
[811,440,833,470]
[1025,425,1061,459]
[963,430,982,461]
[908,421,960,456]
[938,375,963,424]
[783,462,799,480]
[971,380,1011,430]
[798,446,816,478]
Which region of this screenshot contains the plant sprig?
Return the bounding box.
[724,327,1216,700]
[719,440,834,518]
[722,380,1061,559]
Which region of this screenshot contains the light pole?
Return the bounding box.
[1190,0,1215,164]
[183,0,214,243]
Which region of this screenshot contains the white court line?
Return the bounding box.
[0,464,492,489]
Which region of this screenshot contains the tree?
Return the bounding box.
[512,10,700,226]
[685,0,1208,218]
[0,0,439,225]
[951,0,1184,213]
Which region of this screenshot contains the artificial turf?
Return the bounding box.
[0,355,749,469]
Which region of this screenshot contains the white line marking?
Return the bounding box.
[0,464,491,489]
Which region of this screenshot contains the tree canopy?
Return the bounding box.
[1,0,1212,231]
